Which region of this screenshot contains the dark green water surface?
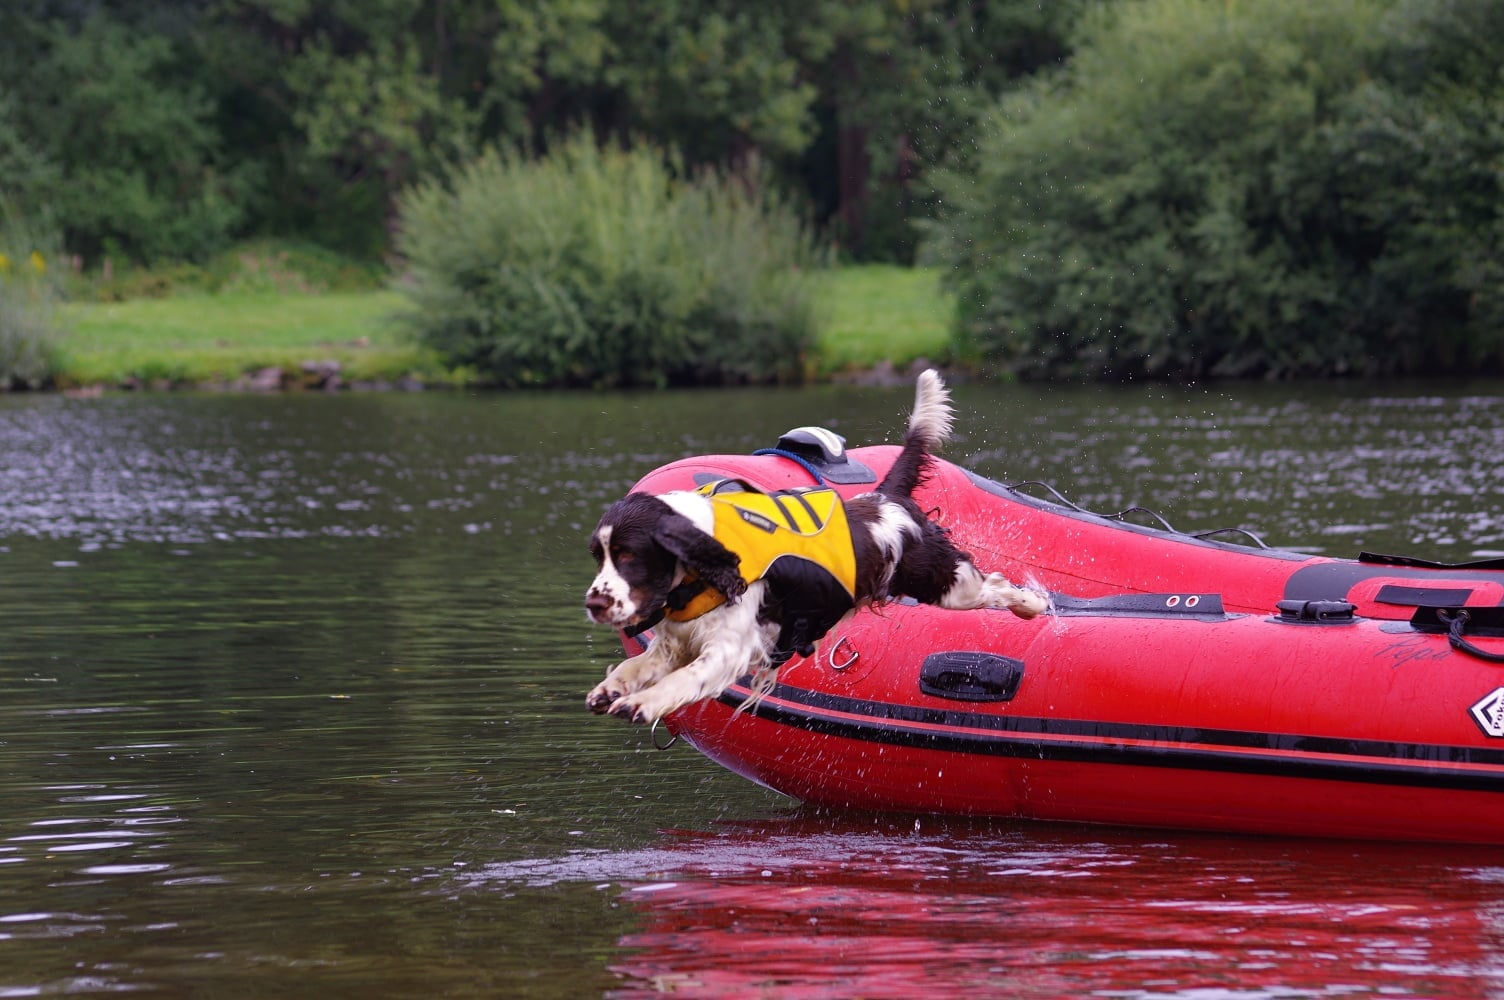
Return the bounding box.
[0,382,1500,997]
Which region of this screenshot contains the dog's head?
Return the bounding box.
[585,492,746,628]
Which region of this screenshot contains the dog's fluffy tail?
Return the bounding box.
[877,369,953,499]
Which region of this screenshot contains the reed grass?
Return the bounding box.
[0,209,65,388]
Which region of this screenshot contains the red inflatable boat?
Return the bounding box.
[625,432,1504,844]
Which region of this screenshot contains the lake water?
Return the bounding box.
[0,380,1501,997]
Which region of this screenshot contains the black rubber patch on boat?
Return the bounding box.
[919,652,1023,702]
[1051,593,1228,619]
[1377,584,1475,607]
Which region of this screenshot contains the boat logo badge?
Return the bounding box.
[1469,687,1504,738]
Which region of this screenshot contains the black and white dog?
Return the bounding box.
[584,370,1047,724]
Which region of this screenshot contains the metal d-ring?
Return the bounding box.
[828,636,858,671]
[650,719,679,750]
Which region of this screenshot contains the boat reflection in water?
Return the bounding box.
[564,815,1503,998]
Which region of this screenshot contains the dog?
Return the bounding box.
[584,369,1048,725]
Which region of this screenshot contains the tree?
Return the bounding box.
[0,0,1088,266]
[0,90,56,210]
[791,0,1085,260]
[207,0,484,255]
[925,0,1504,379]
[2,4,247,263]
[605,1,815,165]
[1322,0,1504,371]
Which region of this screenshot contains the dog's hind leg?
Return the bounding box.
[939,561,1049,619]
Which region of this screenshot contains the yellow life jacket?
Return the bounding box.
[665,480,858,663]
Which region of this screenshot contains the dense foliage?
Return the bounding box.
[3,0,1500,383]
[926,0,1504,379]
[395,135,821,386]
[0,0,1078,266]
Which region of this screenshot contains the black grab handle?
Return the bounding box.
[919,651,1024,702]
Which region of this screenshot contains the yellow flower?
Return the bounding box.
[0,252,10,274]
[29,251,45,274]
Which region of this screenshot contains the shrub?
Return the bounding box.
[0,206,64,389]
[393,134,823,387]
[924,0,1504,379]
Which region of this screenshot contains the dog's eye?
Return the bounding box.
[613,549,636,564]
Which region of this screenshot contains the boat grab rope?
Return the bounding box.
[750,448,827,485]
[1188,526,1275,548]
[1005,480,1272,550]
[1437,609,1504,664]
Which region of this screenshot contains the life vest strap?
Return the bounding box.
[623,574,725,636]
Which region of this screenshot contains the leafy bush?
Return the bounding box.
[925,0,1504,379]
[394,134,823,387]
[0,206,64,388]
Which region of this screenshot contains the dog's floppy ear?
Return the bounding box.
[654,513,747,600]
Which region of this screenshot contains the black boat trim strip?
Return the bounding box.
[716,683,1504,793]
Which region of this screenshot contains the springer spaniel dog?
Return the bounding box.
[584,370,1047,725]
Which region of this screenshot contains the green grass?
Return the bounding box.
[812,264,954,374]
[56,289,452,387]
[50,261,955,388]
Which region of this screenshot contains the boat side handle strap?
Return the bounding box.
[1437,609,1504,664]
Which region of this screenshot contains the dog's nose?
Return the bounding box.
[585,592,612,619]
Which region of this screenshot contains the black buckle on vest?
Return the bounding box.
[667,576,708,611]
[622,612,661,639]
[623,577,712,638]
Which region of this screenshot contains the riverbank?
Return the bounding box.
[52,264,953,391]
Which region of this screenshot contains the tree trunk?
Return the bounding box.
[836,117,870,251]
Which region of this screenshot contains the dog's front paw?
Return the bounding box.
[1008,589,1050,619]
[606,687,686,726]
[586,680,623,714]
[606,693,657,726]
